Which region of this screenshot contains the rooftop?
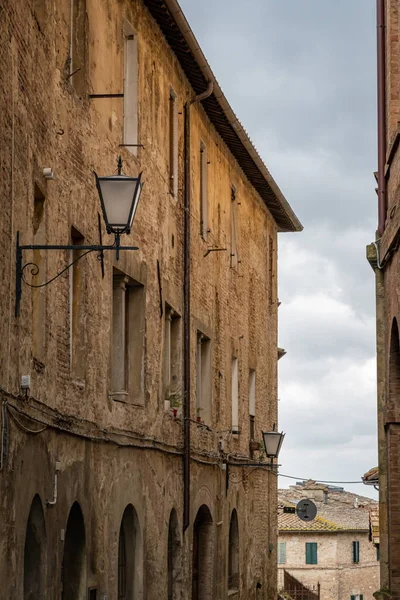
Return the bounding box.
[142,0,303,233]
[279,481,378,533]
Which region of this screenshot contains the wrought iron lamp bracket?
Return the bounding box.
[15,231,138,317]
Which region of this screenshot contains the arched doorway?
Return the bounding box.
[228,509,239,592]
[168,508,182,600]
[62,502,86,599]
[192,504,214,600]
[24,495,47,600]
[118,504,142,600]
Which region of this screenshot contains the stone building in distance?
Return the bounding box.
[0,0,301,598]
[278,482,380,600]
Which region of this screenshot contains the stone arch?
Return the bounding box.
[192,504,214,600]
[24,495,47,600]
[389,317,400,416]
[228,509,239,592]
[117,504,143,600]
[167,508,182,600]
[62,502,86,599]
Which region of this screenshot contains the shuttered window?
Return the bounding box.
[351,595,363,600]
[352,541,360,564]
[200,141,208,240]
[169,88,178,197]
[278,542,286,565]
[376,545,380,561]
[305,542,317,564]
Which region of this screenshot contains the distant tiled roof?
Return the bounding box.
[279,502,345,532]
[278,485,378,533]
[370,507,380,545]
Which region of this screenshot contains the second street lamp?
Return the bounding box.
[15,157,142,316]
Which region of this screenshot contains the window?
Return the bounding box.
[164,305,181,398]
[169,89,178,197]
[196,332,212,424]
[200,141,208,239]
[70,0,86,95]
[230,185,238,269]
[228,510,239,591]
[32,185,46,362]
[231,357,239,433]
[350,595,363,600]
[123,22,138,154]
[305,542,317,565]
[111,271,145,403]
[352,541,360,564]
[70,227,85,379]
[268,235,274,305]
[249,369,256,440]
[278,542,286,565]
[376,545,380,561]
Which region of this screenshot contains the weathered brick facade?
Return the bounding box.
[368,2,400,599]
[0,0,301,598]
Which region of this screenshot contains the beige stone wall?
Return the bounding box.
[0,0,283,598]
[278,531,380,600]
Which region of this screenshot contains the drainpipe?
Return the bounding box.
[377,0,387,236]
[183,80,213,532]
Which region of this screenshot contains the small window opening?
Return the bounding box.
[169,89,178,197]
[200,141,208,240]
[70,227,85,379]
[352,541,360,564]
[231,356,239,433]
[230,186,238,270]
[164,305,182,402]
[32,185,46,362]
[228,510,239,591]
[196,332,212,424]
[123,22,138,155]
[70,0,87,95]
[249,369,256,440]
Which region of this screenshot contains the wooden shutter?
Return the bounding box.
[352,541,360,563]
[306,543,317,564]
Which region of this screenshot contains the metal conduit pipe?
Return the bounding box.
[183,80,213,533]
[377,0,387,236]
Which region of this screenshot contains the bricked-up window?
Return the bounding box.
[268,235,275,305]
[249,369,256,440]
[305,542,317,565]
[278,542,286,565]
[164,305,181,398]
[70,227,85,379]
[228,510,239,591]
[62,502,86,599]
[196,332,212,424]
[111,271,145,403]
[200,141,208,240]
[32,185,46,362]
[24,495,47,600]
[118,504,142,600]
[123,21,138,155]
[231,357,239,433]
[169,89,178,198]
[33,0,46,32]
[70,0,87,96]
[230,185,238,269]
[192,505,214,600]
[167,509,182,600]
[352,541,360,564]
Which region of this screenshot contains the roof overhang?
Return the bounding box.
[142,0,303,233]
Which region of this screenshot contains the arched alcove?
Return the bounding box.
[192,504,214,600]
[228,509,239,592]
[167,508,182,600]
[62,502,86,599]
[118,504,142,600]
[389,318,400,412]
[24,495,47,600]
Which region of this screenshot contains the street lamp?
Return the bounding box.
[15,157,143,316]
[262,430,285,461]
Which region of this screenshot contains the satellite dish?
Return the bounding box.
[296,499,317,522]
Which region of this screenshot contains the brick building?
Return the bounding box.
[0,0,301,598]
[278,482,380,600]
[366,1,400,598]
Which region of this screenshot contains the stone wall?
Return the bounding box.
[278,531,380,600]
[0,0,285,597]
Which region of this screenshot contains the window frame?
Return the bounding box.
[305,542,318,565]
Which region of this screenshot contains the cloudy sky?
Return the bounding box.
[179,0,378,498]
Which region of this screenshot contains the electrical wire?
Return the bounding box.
[277,473,364,485]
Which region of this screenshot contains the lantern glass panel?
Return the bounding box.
[262,431,285,458]
[98,177,138,231]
